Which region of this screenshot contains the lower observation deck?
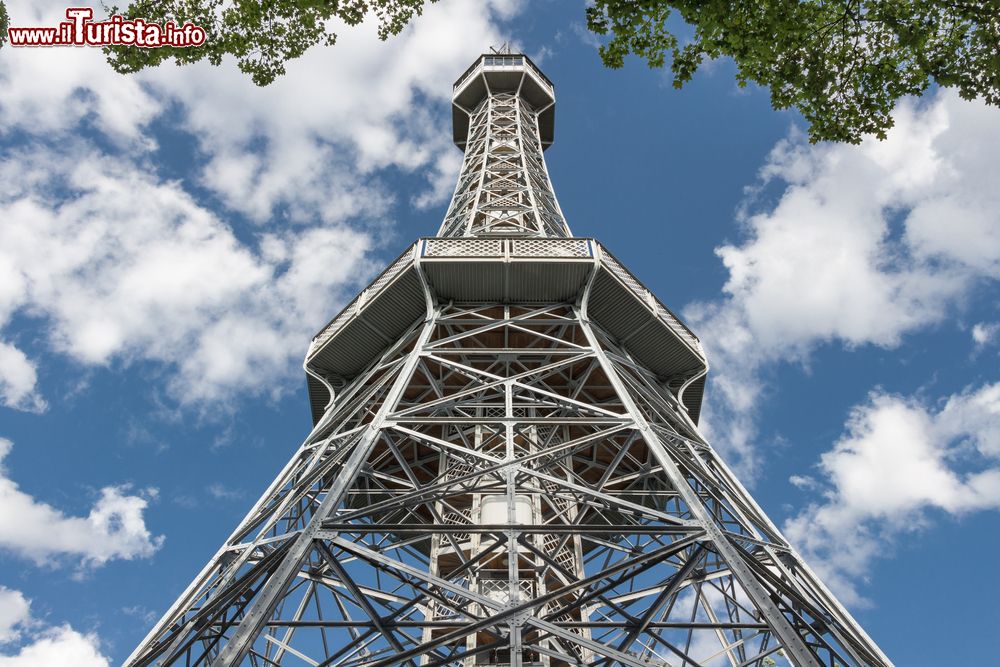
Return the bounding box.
[305,237,707,425]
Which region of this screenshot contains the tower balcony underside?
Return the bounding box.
[453,54,555,149]
[305,237,707,425]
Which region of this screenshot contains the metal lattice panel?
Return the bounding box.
[424,238,505,257]
[511,239,591,258]
[308,245,417,358]
[439,90,569,238]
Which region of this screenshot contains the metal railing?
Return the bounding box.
[598,249,703,354]
[308,243,417,357]
[422,237,592,259]
[307,238,703,362]
[453,54,554,94]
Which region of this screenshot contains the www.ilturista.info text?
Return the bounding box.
[6,7,206,48]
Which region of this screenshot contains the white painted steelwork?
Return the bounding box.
[440,54,567,238]
[128,54,893,667]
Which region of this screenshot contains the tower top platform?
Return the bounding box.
[452,53,555,149]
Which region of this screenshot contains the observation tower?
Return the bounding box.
[127,52,893,667]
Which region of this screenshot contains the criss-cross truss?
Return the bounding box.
[128,53,893,667]
[439,91,569,238]
[128,303,891,667]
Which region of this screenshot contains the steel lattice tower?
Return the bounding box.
[128,53,893,667]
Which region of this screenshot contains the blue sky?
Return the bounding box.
[0,0,998,664]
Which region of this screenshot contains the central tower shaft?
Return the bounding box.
[439,54,569,238]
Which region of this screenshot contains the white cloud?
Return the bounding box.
[0,342,44,413]
[0,588,30,644]
[206,483,243,501]
[686,90,1000,475]
[0,586,108,666]
[784,382,1000,606]
[0,625,109,667]
[139,0,515,224]
[0,145,373,409]
[0,438,163,567]
[120,605,157,626]
[972,322,1000,347]
[0,2,160,142]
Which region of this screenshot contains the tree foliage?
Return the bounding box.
[586,0,1000,143]
[103,0,433,86]
[0,2,9,49]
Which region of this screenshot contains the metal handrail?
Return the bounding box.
[597,248,703,351]
[453,54,554,93]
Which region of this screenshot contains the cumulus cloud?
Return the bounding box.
[0,589,30,644]
[972,322,1000,348]
[0,586,109,666]
[686,90,1000,474]
[0,2,160,142]
[784,382,1000,606]
[0,343,44,413]
[0,145,373,409]
[0,626,108,667]
[138,0,518,223]
[0,438,163,567]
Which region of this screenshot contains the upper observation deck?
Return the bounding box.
[452,53,555,150]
